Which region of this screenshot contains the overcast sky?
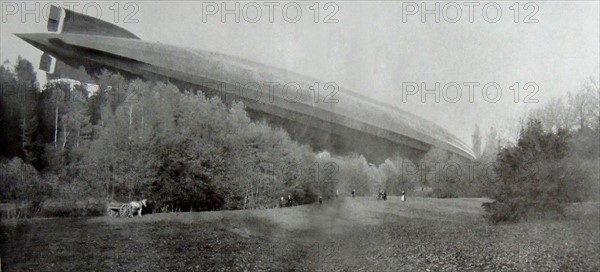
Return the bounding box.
[1,1,598,146]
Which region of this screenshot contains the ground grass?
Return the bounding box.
[0,198,105,219]
[1,197,598,271]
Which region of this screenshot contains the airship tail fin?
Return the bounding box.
[39,53,56,74]
[46,5,139,40]
[47,5,62,32]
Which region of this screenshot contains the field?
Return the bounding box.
[1,197,599,271]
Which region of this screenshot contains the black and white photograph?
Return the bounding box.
[1,1,599,271]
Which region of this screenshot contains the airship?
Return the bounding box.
[16,6,475,163]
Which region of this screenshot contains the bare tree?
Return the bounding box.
[472,125,482,158]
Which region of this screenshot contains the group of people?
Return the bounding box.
[317,189,357,205]
[377,190,387,200]
[282,188,407,207]
[279,194,293,207]
[378,190,407,201]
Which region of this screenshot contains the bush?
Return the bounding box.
[419,147,481,198]
[0,157,49,202]
[0,202,38,219]
[330,154,375,196]
[37,199,105,217]
[485,119,577,223]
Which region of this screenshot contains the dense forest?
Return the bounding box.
[1,56,598,223]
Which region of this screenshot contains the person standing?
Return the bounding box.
[352,189,355,199]
[288,194,292,206]
[401,191,406,201]
[319,196,323,205]
[336,190,339,199]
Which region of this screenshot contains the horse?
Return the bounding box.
[130,199,147,217]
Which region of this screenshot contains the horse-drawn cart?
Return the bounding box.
[107,201,133,217]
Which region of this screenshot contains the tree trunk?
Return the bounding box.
[54,104,58,149]
[76,127,80,149]
[62,123,69,150]
[129,105,133,127]
[128,105,133,141]
[140,115,144,139]
[255,184,260,209]
[21,117,26,153]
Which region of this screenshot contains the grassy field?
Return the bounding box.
[1,197,599,271]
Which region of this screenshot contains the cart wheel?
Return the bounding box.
[120,204,132,218]
[126,205,133,217]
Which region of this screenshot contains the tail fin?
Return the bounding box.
[39,53,56,74]
[47,5,62,32]
[45,5,139,39]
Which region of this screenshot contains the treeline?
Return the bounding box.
[0,57,474,218]
[482,77,600,223]
[316,152,420,198]
[359,75,599,220]
[399,76,599,223]
[2,56,597,222]
[0,57,426,218]
[0,57,332,217]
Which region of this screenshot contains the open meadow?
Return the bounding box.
[2,197,599,271]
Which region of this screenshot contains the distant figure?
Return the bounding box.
[352,189,355,198]
[336,190,339,199]
[288,194,292,206]
[401,191,406,201]
[280,196,284,207]
[319,196,323,205]
[383,191,387,201]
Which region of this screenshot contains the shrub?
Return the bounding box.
[420,148,481,198]
[36,199,105,217]
[0,157,49,203]
[484,118,577,223]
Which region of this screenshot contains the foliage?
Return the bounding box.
[484,118,579,223]
[327,154,373,196]
[0,56,325,214]
[85,80,321,211]
[420,147,483,198]
[0,157,48,203]
[1,56,598,220]
[530,75,599,132]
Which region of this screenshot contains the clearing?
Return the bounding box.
[1,197,599,271]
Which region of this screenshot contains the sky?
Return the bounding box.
[1,1,599,147]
